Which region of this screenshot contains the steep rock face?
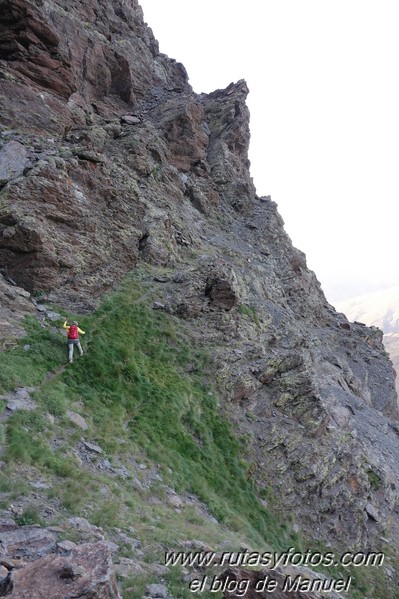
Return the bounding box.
[1,0,399,575]
[0,0,187,120]
[335,287,399,395]
[0,273,36,345]
[0,0,191,307]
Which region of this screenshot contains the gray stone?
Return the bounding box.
[103,541,119,553]
[365,503,380,522]
[168,494,183,508]
[116,532,141,549]
[67,517,102,534]
[6,395,37,412]
[30,481,51,490]
[0,526,57,559]
[46,311,62,321]
[147,583,168,599]
[15,387,36,398]
[67,411,88,431]
[83,441,102,454]
[13,287,30,299]
[73,149,106,163]
[0,141,28,184]
[121,115,141,125]
[152,302,166,310]
[147,563,169,576]
[104,123,122,138]
[329,405,352,427]
[99,459,112,470]
[115,557,145,578]
[12,542,121,598]
[36,304,48,312]
[131,477,143,490]
[57,540,78,553]
[113,466,130,478]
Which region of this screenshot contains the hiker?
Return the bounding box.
[63,319,85,364]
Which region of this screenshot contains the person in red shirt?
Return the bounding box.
[63,319,85,364]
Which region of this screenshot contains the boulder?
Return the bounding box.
[0,525,56,559]
[0,141,28,186]
[11,542,121,598]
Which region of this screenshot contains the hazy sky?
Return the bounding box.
[139,0,399,304]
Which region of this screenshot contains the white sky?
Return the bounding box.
[138,0,399,304]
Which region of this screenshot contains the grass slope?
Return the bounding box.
[0,269,395,598]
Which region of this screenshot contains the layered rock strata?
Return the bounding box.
[0,0,398,581]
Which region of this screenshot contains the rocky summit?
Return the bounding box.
[0,1,398,597]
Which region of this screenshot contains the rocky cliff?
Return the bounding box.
[1,0,399,596]
[335,287,399,396]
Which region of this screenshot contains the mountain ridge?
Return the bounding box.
[0,0,398,596]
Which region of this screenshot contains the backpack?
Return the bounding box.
[68,324,79,339]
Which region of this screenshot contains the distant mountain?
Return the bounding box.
[334,286,399,334]
[334,286,399,333]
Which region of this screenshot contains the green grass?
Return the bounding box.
[14,507,44,526]
[60,275,293,548]
[0,272,294,549]
[0,316,66,391]
[34,379,70,417]
[120,573,154,599]
[238,304,261,328]
[367,468,382,490]
[0,268,397,598]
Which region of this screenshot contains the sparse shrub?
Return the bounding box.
[367,469,382,490]
[238,303,261,328]
[14,507,43,526]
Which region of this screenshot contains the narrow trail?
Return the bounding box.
[1,285,156,427]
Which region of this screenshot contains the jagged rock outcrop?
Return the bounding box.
[1,0,399,592]
[0,274,35,346]
[0,524,120,598]
[12,542,121,599]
